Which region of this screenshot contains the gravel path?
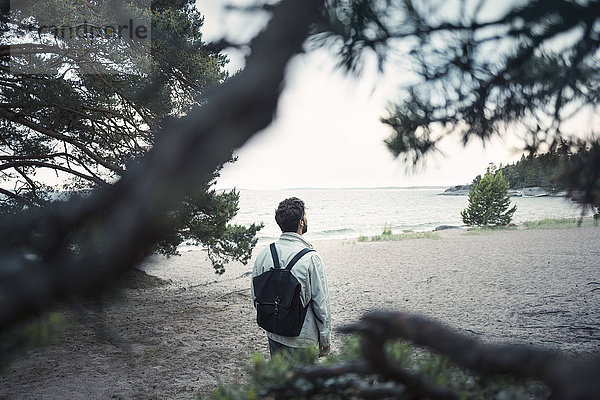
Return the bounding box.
[1,227,598,399]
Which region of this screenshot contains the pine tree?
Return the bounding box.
[0,0,262,272]
[461,167,517,227]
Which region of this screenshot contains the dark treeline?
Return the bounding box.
[498,145,591,192]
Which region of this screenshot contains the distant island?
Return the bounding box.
[215,186,449,191]
[442,185,561,197]
[441,149,585,197]
[441,185,471,196]
[283,186,448,190]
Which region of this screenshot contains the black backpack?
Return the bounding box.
[253,243,315,337]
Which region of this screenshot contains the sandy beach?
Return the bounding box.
[1,226,599,399]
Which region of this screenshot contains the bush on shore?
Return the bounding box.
[462,167,517,227]
[523,217,597,229]
[358,226,440,242]
[206,336,549,399]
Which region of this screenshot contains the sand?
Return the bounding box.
[1,226,599,399]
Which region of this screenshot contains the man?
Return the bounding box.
[251,197,331,358]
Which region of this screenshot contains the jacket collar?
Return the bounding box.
[279,232,313,249]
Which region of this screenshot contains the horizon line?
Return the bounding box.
[214,185,458,191]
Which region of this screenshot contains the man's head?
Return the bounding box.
[275,197,307,234]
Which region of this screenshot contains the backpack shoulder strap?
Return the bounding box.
[285,248,315,271]
[269,243,281,269]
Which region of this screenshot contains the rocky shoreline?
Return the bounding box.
[441,185,567,197]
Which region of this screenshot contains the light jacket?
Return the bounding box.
[251,232,331,348]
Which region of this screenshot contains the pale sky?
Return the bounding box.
[193,1,576,190]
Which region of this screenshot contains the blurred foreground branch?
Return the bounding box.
[336,311,599,399]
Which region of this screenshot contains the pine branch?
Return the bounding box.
[0,160,107,185]
[341,311,600,399]
[0,187,35,207]
[0,108,124,174]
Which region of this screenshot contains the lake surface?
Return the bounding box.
[228,188,590,244]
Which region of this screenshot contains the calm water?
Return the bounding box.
[229,188,589,244]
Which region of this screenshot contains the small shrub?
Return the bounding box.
[358,231,440,242]
[462,166,517,227]
[382,223,393,235]
[0,312,65,367]
[523,217,595,229]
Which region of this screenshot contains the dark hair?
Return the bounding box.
[275,197,305,232]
